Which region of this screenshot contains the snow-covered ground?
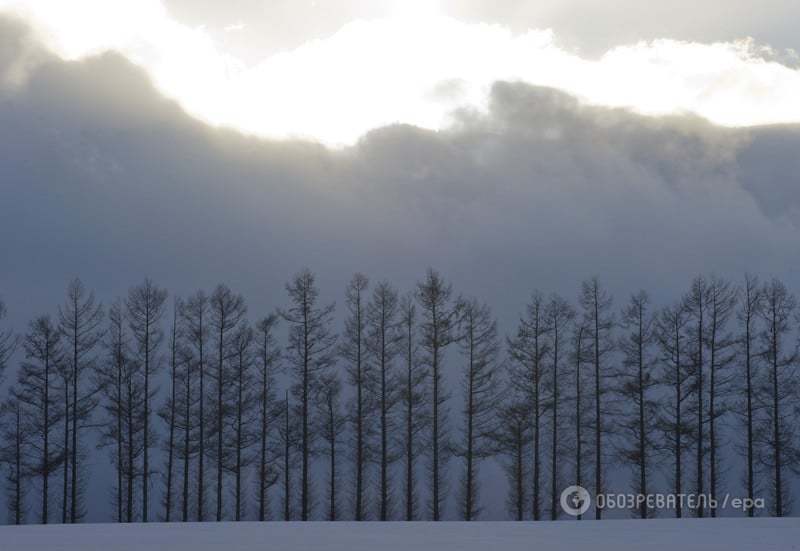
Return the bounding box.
[2,518,799,550]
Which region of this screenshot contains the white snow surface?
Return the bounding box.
[2,518,799,550]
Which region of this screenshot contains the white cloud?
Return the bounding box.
[223,22,245,33]
[3,0,800,145]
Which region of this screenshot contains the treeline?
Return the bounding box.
[0,270,798,523]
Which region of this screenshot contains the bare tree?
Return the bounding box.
[654,302,692,518]
[736,274,762,516]
[704,276,738,516]
[278,391,299,521]
[367,281,402,521]
[58,278,104,522]
[159,300,182,521]
[208,284,247,521]
[119,356,145,523]
[182,291,210,521]
[455,298,500,521]
[229,323,256,521]
[340,273,373,520]
[280,269,337,521]
[0,299,19,382]
[1,393,27,524]
[177,344,195,522]
[398,294,427,521]
[13,316,63,524]
[617,291,657,518]
[545,294,575,520]
[255,315,281,521]
[507,292,548,520]
[416,268,460,521]
[569,320,591,520]
[683,275,708,517]
[579,277,614,520]
[315,372,346,521]
[756,278,799,516]
[96,301,131,522]
[494,396,531,521]
[126,278,167,522]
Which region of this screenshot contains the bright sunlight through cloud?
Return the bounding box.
[4,0,800,145]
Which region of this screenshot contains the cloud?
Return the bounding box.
[0,14,797,312]
[2,14,800,519]
[3,0,800,145]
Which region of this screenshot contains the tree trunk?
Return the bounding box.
[638,309,646,519]
[216,321,224,522]
[405,321,415,521]
[550,324,559,521]
[745,312,754,517]
[696,316,704,518]
[43,348,50,524]
[70,305,78,524]
[182,354,191,522]
[165,317,177,522]
[771,313,782,517]
[143,314,151,523]
[593,295,602,520]
[465,328,475,521]
[62,385,69,524]
[674,324,682,519]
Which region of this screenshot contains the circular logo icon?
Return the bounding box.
[560,485,591,516]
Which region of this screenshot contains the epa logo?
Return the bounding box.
[560,485,591,516]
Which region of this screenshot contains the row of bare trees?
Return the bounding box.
[0,271,799,523]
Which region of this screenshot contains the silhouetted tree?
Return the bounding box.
[398,294,427,521]
[208,284,247,521]
[367,281,402,521]
[340,273,372,520]
[704,276,738,516]
[494,397,531,521]
[654,302,692,518]
[507,292,548,520]
[14,316,63,524]
[1,392,27,524]
[181,291,210,521]
[177,343,195,522]
[683,275,708,517]
[736,274,762,517]
[96,301,131,522]
[229,323,256,521]
[316,372,346,521]
[159,300,182,521]
[417,268,460,521]
[545,294,575,520]
[579,277,614,520]
[569,320,591,520]
[280,269,337,521]
[126,278,167,522]
[455,298,500,521]
[58,278,104,523]
[278,391,300,521]
[255,315,281,521]
[756,278,799,516]
[0,299,18,382]
[617,291,657,518]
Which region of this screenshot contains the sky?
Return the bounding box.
[2,0,800,144]
[1,0,800,522]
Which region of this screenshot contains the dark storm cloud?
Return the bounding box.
[1,14,798,324]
